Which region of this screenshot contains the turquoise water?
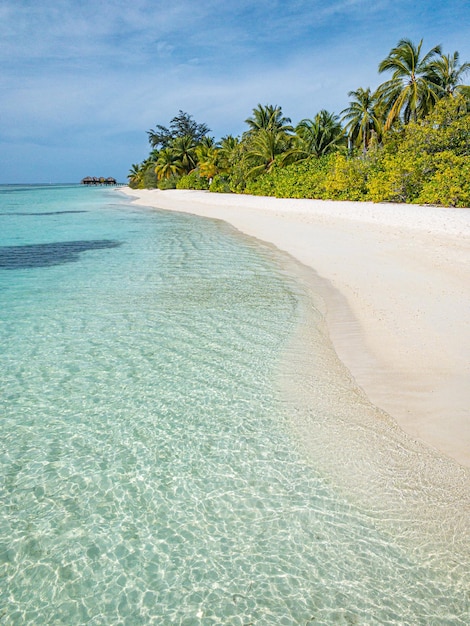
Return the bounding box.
[0,185,468,625]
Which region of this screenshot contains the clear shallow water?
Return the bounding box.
[0,185,468,625]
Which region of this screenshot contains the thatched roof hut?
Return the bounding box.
[80,176,118,185]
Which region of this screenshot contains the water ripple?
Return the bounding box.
[0,189,468,624]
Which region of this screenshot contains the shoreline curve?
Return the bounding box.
[117,187,470,468]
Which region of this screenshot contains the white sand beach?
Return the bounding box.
[119,188,470,468]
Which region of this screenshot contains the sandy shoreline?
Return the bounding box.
[118,187,470,468]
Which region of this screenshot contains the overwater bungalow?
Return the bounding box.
[81,177,118,186]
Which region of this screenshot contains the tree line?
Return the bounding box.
[128,39,470,207]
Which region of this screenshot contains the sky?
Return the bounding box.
[1,0,469,184]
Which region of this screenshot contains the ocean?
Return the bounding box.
[0,184,468,625]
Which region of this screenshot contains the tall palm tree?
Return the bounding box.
[430,51,470,97]
[217,135,241,174]
[341,88,382,152]
[244,128,292,178]
[154,148,184,180]
[171,135,197,173]
[244,104,294,136]
[377,38,442,129]
[243,104,295,177]
[195,144,219,180]
[283,110,345,164]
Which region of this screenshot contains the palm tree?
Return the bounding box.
[282,110,345,164]
[154,148,184,180]
[430,51,470,97]
[199,135,216,148]
[341,88,382,152]
[377,38,442,129]
[195,144,219,180]
[171,135,197,173]
[128,163,143,188]
[244,128,292,178]
[243,104,294,177]
[217,135,241,175]
[244,104,294,136]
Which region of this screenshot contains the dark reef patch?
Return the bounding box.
[0,240,122,269]
[1,210,88,216]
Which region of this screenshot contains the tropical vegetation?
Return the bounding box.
[129,39,470,207]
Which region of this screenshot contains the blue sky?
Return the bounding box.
[1,0,469,183]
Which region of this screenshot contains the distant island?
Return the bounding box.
[81,177,119,186]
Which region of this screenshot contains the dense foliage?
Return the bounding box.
[129,39,470,207]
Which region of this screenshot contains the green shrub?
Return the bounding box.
[229,158,252,193]
[176,171,209,190]
[245,156,333,199]
[157,176,178,190]
[366,151,427,203]
[322,153,370,201]
[209,175,232,193]
[244,172,277,196]
[402,96,470,157]
[365,99,470,205]
[416,152,470,207]
[142,165,159,189]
